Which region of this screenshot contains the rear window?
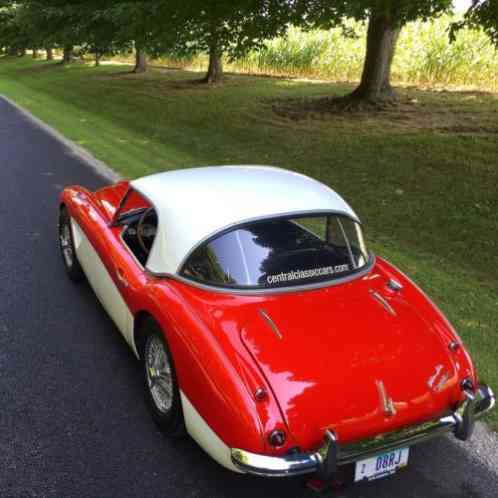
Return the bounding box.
[181,215,370,289]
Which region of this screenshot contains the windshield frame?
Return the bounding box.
[177,210,375,294]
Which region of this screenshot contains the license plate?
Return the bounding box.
[354,447,409,482]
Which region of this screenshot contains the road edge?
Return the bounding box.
[1,95,121,183]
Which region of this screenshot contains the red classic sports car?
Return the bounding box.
[59,166,494,484]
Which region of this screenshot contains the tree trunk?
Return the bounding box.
[133,48,147,73]
[62,46,73,64]
[350,14,400,102]
[380,27,400,98]
[19,48,26,57]
[95,52,101,67]
[32,49,38,59]
[46,48,54,61]
[202,43,223,84]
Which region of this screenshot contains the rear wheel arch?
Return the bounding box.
[134,310,156,360]
[58,203,85,282]
[134,311,177,363]
[134,308,267,452]
[135,311,186,437]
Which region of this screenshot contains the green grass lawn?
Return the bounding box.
[1,56,497,429]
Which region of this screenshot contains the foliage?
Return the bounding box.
[1,0,296,76]
[456,0,498,45]
[0,1,31,53]
[159,16,498,91]
[294,0,454,28]
[145,1,293,61]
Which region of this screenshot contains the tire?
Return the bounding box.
[141,318,185,437]
[58,206,85,282]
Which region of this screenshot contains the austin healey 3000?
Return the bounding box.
[58,166,494,484]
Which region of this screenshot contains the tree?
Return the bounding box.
[2,1,80,64]
[295,0,453,103]
[10,1,132,65]
[455,1,498,45]
[134,46,147,73]
[149,0,292,84]
[0,1,32,56]
[100,1,157,73]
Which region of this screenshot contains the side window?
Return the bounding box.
[327,217,367,269]
[182,232,241,285]
[327,217,349,248]
[294,217,327,240]
[116,189,151,221]
[116,189,158,267]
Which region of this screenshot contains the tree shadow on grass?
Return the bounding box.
[267,88,498,138]
[101,69,241,93]
[269,94,397,121]
[14,60,90,75]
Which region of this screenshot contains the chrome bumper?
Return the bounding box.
[231,384,495,478]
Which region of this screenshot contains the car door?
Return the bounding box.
[70,187,150,355]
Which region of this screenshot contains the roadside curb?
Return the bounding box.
[0,95,121,183]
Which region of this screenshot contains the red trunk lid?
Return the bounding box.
[240,278,462,449]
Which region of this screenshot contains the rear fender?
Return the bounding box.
[376,257,477,388]
[136,280,293,456]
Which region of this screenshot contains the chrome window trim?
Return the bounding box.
[151,254,376,296]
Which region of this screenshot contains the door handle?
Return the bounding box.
[116,268,129,288]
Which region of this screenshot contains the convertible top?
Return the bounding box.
[130,165,359,275]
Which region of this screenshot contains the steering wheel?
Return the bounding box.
[136,207,156,255]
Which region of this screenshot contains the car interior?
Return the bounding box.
[120,208,158,267]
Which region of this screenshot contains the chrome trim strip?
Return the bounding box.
[110,186,132,227]
[370,290,396,316]
[150,255,376,296]
[258,309,283,340]
[337,218,357,270]
[231,384,495,478]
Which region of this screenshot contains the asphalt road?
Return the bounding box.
[0,96,497,498]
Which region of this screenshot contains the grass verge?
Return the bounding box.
[1,56,497,429]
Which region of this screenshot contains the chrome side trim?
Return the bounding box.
[231,384,495,478]
[370,290,396,316]
[376,380,396,418]
[258,309,283,340]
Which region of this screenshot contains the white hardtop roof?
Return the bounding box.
[130,166,360,275]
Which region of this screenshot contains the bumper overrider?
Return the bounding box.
[231,384,495,479]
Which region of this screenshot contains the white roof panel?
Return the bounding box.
[130,166,359,275]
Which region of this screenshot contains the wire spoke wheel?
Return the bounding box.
[58,207,84,282]
[145,335,174,414]
[59,221,74,267]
